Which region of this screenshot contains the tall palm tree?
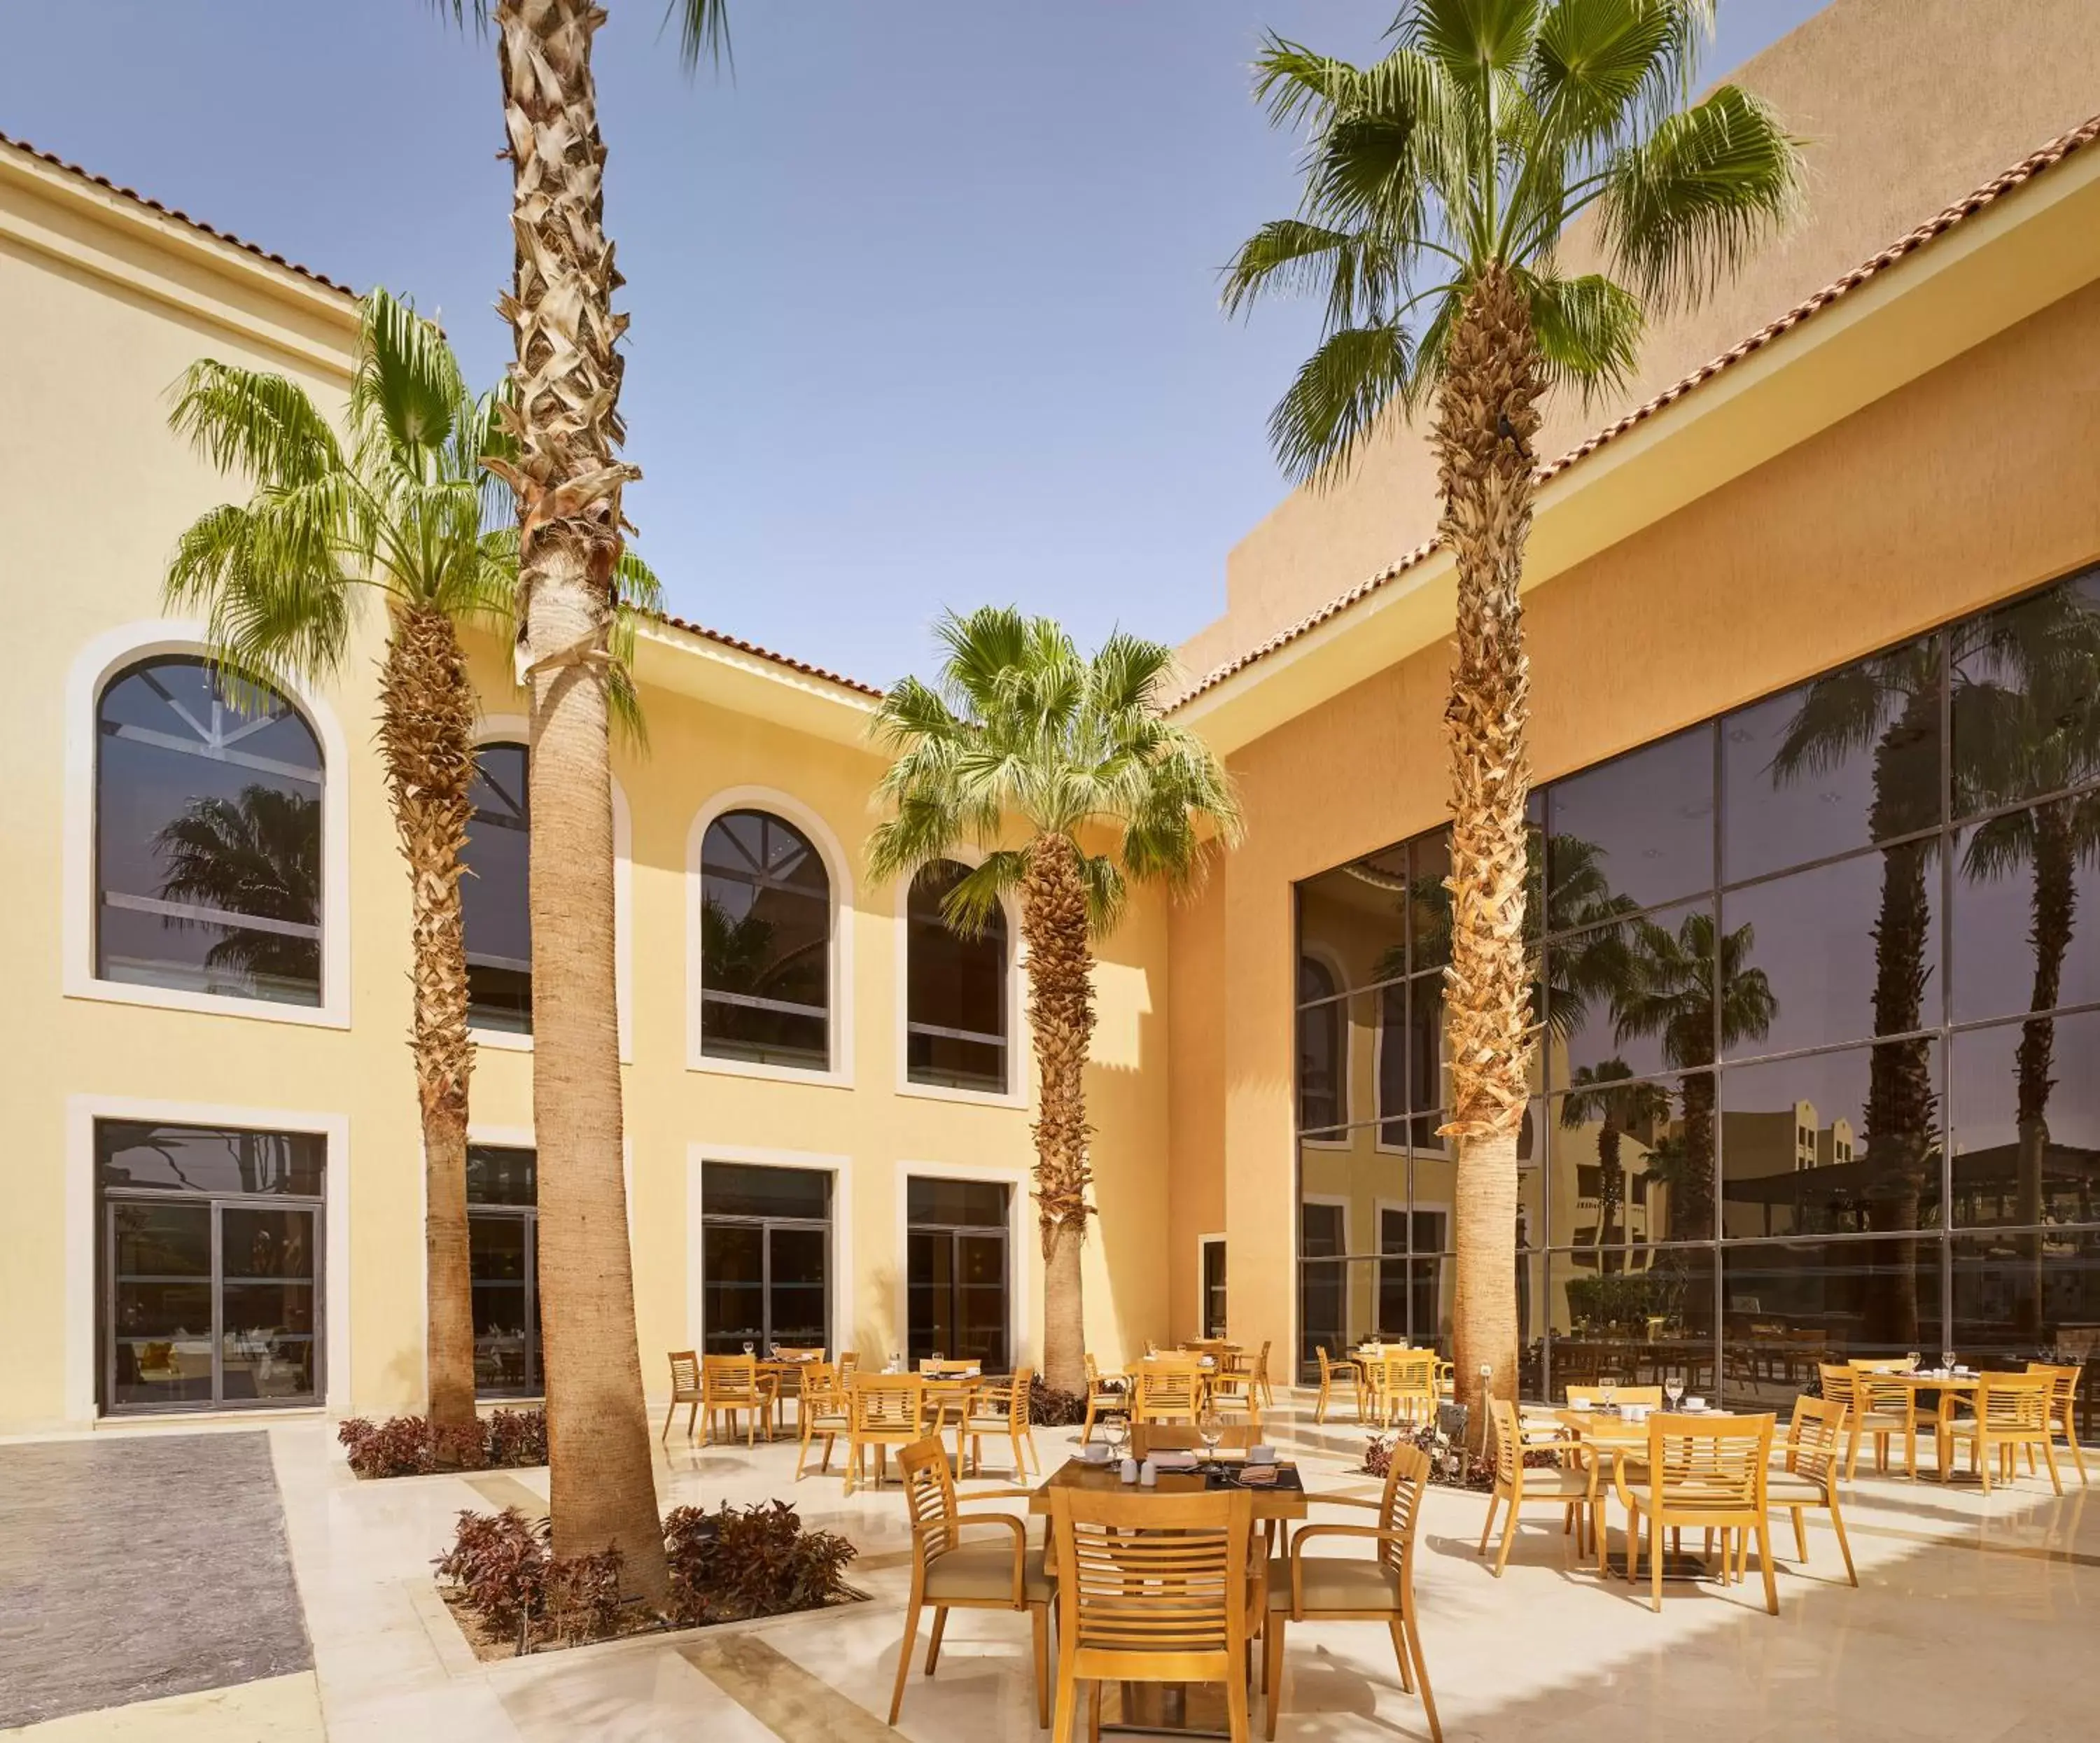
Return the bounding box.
[165,290,660,1439]
[1558,1058,1670,1272]
[1226,0,1801,1438]
[868,608,1241,1392]
[438,0,725,1601]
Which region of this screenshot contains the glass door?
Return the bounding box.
[906,1177,1010,1371]
[698,1161,833,1355]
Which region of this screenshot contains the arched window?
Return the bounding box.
[906,859,1009,1093]
[699,808,832,1070]
[95,657,324,1007]
[463,742,531,1032]
[1296,955,1345,1130]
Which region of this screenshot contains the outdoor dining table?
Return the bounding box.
[1882,1371,1984,1480]
[1544,1406,1756,1581]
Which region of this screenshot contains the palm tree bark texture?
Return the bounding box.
[1434,265,1544,1449]
[377,603,480,1430]
[2012,801,2074,1334]
[1021,833,1098,1393]
[493,0,667,1600]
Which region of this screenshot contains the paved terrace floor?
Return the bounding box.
[1,1401,2092,1742]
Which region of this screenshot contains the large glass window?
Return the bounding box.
[1296,564,2100,1411]
[699,809,832,1070]
[463,743,531,1033]
[699,1161,831,1354]
[95,657,324,1005]
[906,1176,1010,1371]
[99,1121,324,1415]
[906,860,1008,1093]
[468,1145,540,1396]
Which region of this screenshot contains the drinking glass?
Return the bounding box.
[1905,1352,1921,1373]
[1663,1374,1684,1410]
[1942,1349,1958,1374]
[932,1350,945,1364]
[1103,1415,1129,1462]
[742,1340,755,1358]
[1599,1376,1617,1413]
[1198,1409,1224,1462]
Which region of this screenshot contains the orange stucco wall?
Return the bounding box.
[1175,270,2100,1377]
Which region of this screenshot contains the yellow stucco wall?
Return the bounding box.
[1184,271,2100,1382]
[0,148,1172,1432]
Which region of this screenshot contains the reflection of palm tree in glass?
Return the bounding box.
[701,896,827,1008]
[1614,913,1776,1247]
[1956,589,2100,1333]
[154,783,320,992]
[1560,1061,1671,1275]
[1773,643,1940,1343]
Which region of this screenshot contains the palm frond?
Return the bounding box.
[1268,320,1422,486]
[351,286,467,479]
[436,0,729,74]
[167,360,345,488]
[941,851,1028,939]
[1522,270,1644,398]
[1530,0,1710,149]
[1597,82,1805,310]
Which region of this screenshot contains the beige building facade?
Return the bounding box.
[8,0,2100,1433]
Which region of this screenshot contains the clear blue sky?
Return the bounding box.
[4,1,1827,689]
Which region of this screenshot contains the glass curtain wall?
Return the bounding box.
[1296,566,2100,1416]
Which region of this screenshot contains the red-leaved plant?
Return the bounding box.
[338,1410,547,1479]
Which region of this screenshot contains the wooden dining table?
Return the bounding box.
[1881,1371,1983,1481]
[1543,1406,1757,1581]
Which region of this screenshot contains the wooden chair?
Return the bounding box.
[1209,1354,1263,1437]
[1371,1351,1438,1429]
[1049,1484,1259,1743]
[889,1438,1052,1730]
[1314,1345,1366,1424]
[1133,1358,1204,1426]
[958,1367,1042,1479]
[1132,1422,1258,1457]
[794,1360,851,1480]
[1564,1385,1662,1408]
[662,1350,703,1443]
[1766,1396,1856,1586]
[1614,1413,1778,1614]
[1265,1441,1439,1743]
[846,1374,927,1495]
[699,1354,776,1448]
[1081,1354,1128,1444]
[838,1350,860,1381]
[1942,1371,2062,1494]
[1819,1363,1917,1478]
[2027,1362,2089,1485]
[1479,1398,1598,1574]
[1253,1340,1275,1408]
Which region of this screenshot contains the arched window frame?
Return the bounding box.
[468,717,632,1061]
[64,620,352,1029]
[686,786,854,1088]
[892,848,1027,1108]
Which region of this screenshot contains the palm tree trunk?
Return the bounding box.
[2013,802,2074,1336]
[1863,835,1935,1348]
[495,0,666,1602]
[1021,832,1095,1394]
[378,605,479,1432]
[1596,1121,1621,1276]
[1434,265,1544,1452]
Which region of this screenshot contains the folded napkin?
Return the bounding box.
[1151,1450,1198,1469]
[1236,1464,1282,1487]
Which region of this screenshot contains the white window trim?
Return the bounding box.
[66,1093,351,1427]
[686,786,855,1088]
[686,1143,855,1365]
[890,846,1028,1110]
[1301,1192,1353,1259]
[64,620,352,1029]
[895,1156,1034,1373]
[465,718,633,1063]
[1196,1232,1226,1338]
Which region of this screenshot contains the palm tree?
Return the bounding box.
[1226,0,1801,1437]
[1559,1059,1670,1273]
[868,608,1241,1392]
[436,0,724,1602]
[164,289,659,1440]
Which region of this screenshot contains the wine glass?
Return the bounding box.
[1905,1351,1921,1373]
[1198,1408,1225,1464]
[1103,1414,1129,1463]
[1599,1375,1618,1414]
[742,1340,755,1359]
[1663,1373,1685,1411]
[1942,1348,1958,1376]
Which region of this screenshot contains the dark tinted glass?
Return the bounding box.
[1951,1229,2100,1364]
[1375,976,1445,1138]
[701,1161,830,1222]
[906,860,1007,1093]
[1296,845,1408,989]
[98,1121,324,1196]
[466,1145,538,1207]
[1548,726,1714,917]
[699,809,830,1070]
[1721,846,1940,1057]
[1949,1012,2100,1228]
[462,742,531,1032]
[1301,1200,1348,1259]
[1722,633,1942,884]
[1550,900,1713,1085]
[1720,1041,1943,1240]
[701,1222,765,1352]
[1548,1074,1676,1255]
[95,657,323,1006]
[907,1176,1008,1227]
[1722,1238,1943,1406]
[1951,571,2100,820]
[1296,987,1350,1131]
[1951,799,2100,1023]
[1408,832,1453,972]
[1548,1249,1715,1396]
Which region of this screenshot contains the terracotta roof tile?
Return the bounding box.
[649,610,885,699]
[1167,109,2100,713]
[0,127,358,298]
